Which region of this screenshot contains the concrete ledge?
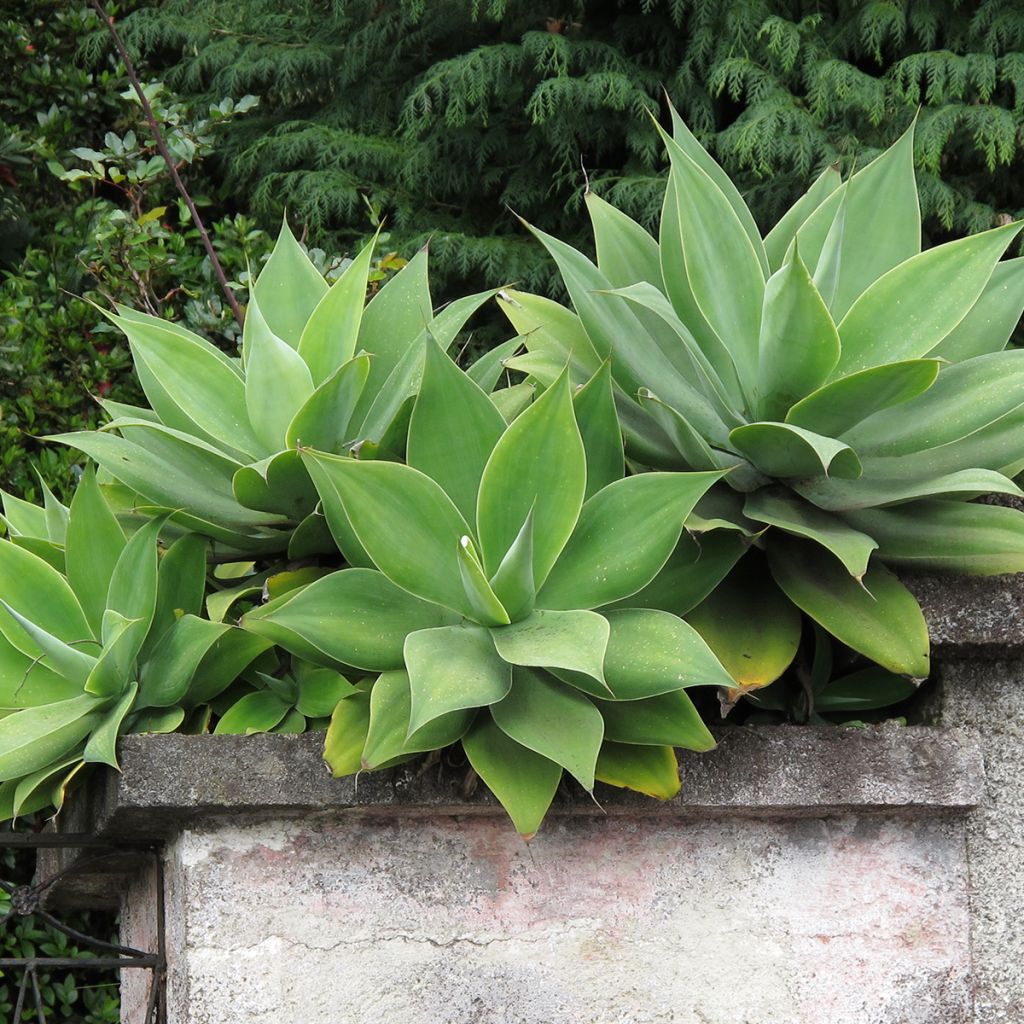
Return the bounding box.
[905,571,1024,654]
[40,724,984,907]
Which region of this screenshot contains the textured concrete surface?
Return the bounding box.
[905,571,1024,654]
[157,813,972,1024]
[40,725,984,907]
[939,655,1024,1023]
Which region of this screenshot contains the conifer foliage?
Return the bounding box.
[107,0,1024,295]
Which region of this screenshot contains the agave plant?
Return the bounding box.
[50,223,502,559]
[0,468,269,822]
[243,344,736,835]
[498,110,1024,695]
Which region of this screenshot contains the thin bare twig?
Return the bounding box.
[88,0,245,330]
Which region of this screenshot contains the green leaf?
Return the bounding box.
[49,427,282,530]
[744,488,877,579]
[842,500,1024,575]
[84,612,139,697]
[244,292,315,451]
[610,531,747,618]
[931,257,1024,362]
[37,475,68,544]
[796,119,920,320]
[799,468,1024,514]
[490,609,609,683]
[115,311,265,458]
[82,682,138,769]
[285,354,369,454]
[295,668,359,719]
[148,533,208,649]
[244,568,458,671]
[595,689,714,751]
[324,690,371,776]
[768,537,929,678]
[785,359,941,438]
[842,350,1024,459]
[456,535,511,627]
[729,422,861,479]
[363,670,472,768]
[0,601,97,686]
[586,191,663,288]
[668,104,769,274]
[491,382,536,423]
[599,608,734,699]
[0,541,93,659]
[297,234,376,383]
[0,695,104,782]
[138,615,232,707]
[834,222,1022,376]
[491,666,603,790]
[302,452,475,616]
[104,516,161,667]
[404,623,513,734]
[0,489,48,538]
[185,628,272,706]
[476,369,586,585]
[764,164,843,272]
[408,337,506,523]
[0,634,81,708]
[595,741,680,800]
[466,335,523,392]
[814,668,918,713]
[214,691,292,735]
[573,361,625,499]
[131,707,187,734]
[538,471,722,610]
[496,289,602,381]
[685,555,801,689]
[756,245,840,420]
[65,466,126,637]
[462,715,561,838]
[350,248,431,424]
[232,450,319,521]
[659,127,765,401]
[488,508,536,622]
[252,219,329,348]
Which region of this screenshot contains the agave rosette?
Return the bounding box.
[0,469,269,820]
[50,223,500,558]
[498,109,1024,692]
[243,342,736,835]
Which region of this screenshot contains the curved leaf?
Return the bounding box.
[729,422,861,479]
[491,666,603,790]
[463,715,561,838]
[595,741,680,800]
[244,568,459,672]
[785,359,941,438]
[744,488,877,578]
[476,369,586,584]
[297,234,376,383]
[539,471,722,610]
[408,336,506,523]
[595,689,714,751]
[490,609,609,684]
[404,623,512,735]
[324,690,371,777]
[252,219,328,348]
[835,222,1021,376]
[302,452,474,616]
[685,556,801,689]
[768,536,929,678]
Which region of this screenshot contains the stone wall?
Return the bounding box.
[35,573,1024,1024]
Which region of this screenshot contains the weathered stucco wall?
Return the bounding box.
[36,572,1024,1024]
[156,813,972,1024]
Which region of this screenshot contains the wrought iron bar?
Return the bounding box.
[0,836,166,1023]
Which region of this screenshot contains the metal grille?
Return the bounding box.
[0,835,165,1024]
